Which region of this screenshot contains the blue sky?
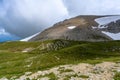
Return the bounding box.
[0,0,120,42]
[0,27,20,42]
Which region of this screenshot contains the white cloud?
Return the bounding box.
[0,27,9,35]
[0,27,20,42]
[63,0,120,16]
[0,0,69,38]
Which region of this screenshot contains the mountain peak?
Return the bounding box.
[23,15,120,41]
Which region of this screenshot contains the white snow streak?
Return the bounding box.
[102,31,120,40]
[20,32,40,41]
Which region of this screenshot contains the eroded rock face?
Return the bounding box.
[39,40,71,51]
[28,15,120,41]
[101,20,120,33]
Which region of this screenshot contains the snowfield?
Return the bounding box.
[95,16,120,25]
[102,31,120,40]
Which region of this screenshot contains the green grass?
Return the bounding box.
[0,40,120,78]
[37,72,58,80]
[79,75,89,78]
[114,72,120,80]
[64,73,78,80]
[58,67,73,73]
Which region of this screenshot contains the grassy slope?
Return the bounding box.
[0,40,120,78]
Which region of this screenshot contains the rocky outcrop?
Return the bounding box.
[16,62,120,80]
[35,40,72,51]
[101,20,120,33]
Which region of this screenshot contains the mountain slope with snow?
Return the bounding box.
[94,16,120,40]
[24,15,120,41]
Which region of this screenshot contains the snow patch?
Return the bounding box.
[102,31,120,40]
[92,26,97,29]
[67,26,76,29]
[95,16,120,25]
[98,25,108,29]
[20,32,40,41]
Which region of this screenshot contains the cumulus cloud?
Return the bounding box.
[0,0,120,38]
[0,0,69,38]
[0,27,9,35]
[0,27,20,42]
